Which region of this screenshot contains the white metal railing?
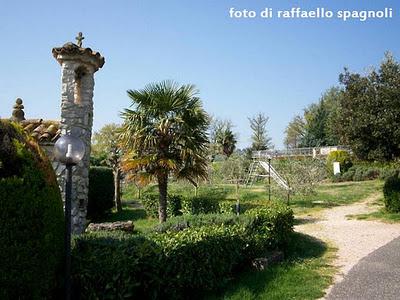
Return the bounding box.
[252,145,351,159]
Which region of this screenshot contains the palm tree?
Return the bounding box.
[120,80,209,222]
[216,126,237,157]
[210,118,237,157]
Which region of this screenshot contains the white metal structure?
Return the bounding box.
[246,158,290,191]
[252,145,351,159]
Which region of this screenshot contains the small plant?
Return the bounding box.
[383,174,400,213]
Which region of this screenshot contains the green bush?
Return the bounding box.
[152,225,247,298]
[0,121,64,299]
[244,203,294,254]
[153,213,249,233]
[383,174,400,213]
[72,202,294,299]
[181,195,220,215]
[141,194,159,218]
[87,166,114,220]
[341,168,356,181]
[72,232,161,299]
[379,168,400,180]
[326,150,353,176]
[219,201,235,214]
[352,166,380,181]
[167,194,183,217]
[141,193,184,218]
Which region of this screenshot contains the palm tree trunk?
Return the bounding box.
[114,168,122,212]
[157,172,168,222]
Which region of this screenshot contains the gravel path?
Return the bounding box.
[295,193,400,298]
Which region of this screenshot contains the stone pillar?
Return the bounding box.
[52,41,104,234]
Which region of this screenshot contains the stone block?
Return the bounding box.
[251,250,284,271]
[86,221,135,233]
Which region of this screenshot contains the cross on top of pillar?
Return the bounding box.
[75,32,84,47]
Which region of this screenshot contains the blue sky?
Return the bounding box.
[1,0,399,148]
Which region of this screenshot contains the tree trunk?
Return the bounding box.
[157,172,168,223]
[114,168,122,212]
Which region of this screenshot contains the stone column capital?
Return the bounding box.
[52,42,105,72]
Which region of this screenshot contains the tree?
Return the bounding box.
[120,80,209,222]
[284,115,305,149]
[274,158,327,197]
[210,118,237,157]
[301,87,343,147]
[338,52,400,161]
[92,123,123,212]
[220,153,249,214]
[248,113,273,151]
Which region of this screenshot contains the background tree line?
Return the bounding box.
[284,52,400,162]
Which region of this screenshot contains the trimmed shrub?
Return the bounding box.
[87,166,114,220]
[219,201,235,214]
[72,232,161,299]
[0,121,64,299]
[141,194,159,218]
[72,202,294,299]
[333,161,400,182]
[141,193,183,218]
[341,168,356,181]
[181,195,220,215]
[244,203,294,254]
[167,194,183,217]
[352,166,380,181]
[379,168,400,180]
[152,225,247,298]
[383,174,400,213]
[154,213,249,233]
[326,150,353,176]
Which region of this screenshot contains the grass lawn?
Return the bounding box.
[207,233,337,300]
[104,179,383,232]
[348,194,400,223]
[291,180,383,216]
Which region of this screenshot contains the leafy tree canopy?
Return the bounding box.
[338,52,400,161]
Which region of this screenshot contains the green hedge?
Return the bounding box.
[87,166,114,220]
[383,174,400,213]
[244,204,294,255]
[142,193,223,218]
[153,213,249,233]
[72,232,161,299]
[333,164,400,182]
[0,121,64,299]
[72,203,294,299]
[181,195,220,214]
[141,194,184,218]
